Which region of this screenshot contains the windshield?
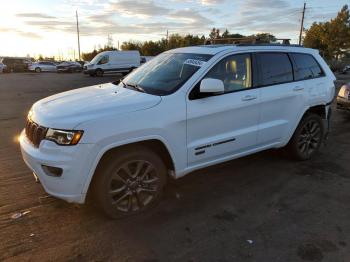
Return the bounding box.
[90,53,103,64]
[120,52,213,95]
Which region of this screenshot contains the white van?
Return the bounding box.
[84,50,140,77]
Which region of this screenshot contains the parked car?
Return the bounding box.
[1,57,31,72]
[337,83,350,111]
[57,61,82,73]
[0,62,6,73]
[341,65,350,74]
[76,61,86,67]
[29,61,57,73]
[84,50,140,77]
[140,56,154,64]
[20,44,335,218]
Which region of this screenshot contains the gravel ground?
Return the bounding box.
[0,72,350,262]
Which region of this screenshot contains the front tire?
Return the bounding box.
[35,67,41,73]
[91,146,167,219]
[95,69,104,77]
[287,113,324,160]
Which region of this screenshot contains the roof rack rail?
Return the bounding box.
[204,36,261,45]
[203,37,298,46]
[236,43,303,47]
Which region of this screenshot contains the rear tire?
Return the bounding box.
[91,146,167,219]
[35,67,41,73]
[287,113,324,160]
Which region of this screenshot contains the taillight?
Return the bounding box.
[338,84,350,99]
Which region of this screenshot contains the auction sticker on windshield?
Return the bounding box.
[184,59,206,67]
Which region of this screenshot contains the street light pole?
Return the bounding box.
[76,10,81,60]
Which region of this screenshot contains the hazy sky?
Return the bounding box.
[0,0,346,59]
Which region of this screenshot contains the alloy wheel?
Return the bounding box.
[108,160,160,213]
[297,119,322,157]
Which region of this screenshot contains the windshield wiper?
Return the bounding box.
[119,79,126,87]
[116,79,146,93]
[125,82,146,93]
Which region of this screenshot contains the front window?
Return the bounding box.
[205,54,252,92]
[98,55,109,65]
[90,54,103,64]
[120,52,213,95]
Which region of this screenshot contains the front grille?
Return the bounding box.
[25,119,48,147]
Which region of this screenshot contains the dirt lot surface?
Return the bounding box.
[0,72,350,262]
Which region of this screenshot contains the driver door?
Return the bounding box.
[98,55,110,71]
[186,53,261,166]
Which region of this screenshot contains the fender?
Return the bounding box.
[80,135,177,196]
[283,102,330,147]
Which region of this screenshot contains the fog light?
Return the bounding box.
[41,165,63,177]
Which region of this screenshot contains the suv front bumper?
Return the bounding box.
[19,130,95,203]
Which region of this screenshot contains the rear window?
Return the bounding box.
[257,53,293,86]
[290,53,324,80]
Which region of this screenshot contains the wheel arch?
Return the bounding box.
[306,104,328,118]
[286,104,328,146]
[83,137,176,200]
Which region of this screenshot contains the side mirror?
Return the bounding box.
[200,78,224,93]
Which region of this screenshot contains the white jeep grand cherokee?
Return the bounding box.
[20,44,336,218]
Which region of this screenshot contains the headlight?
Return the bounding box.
[27,108,34,120]
[45,129,83,145]
[338,84,350,99]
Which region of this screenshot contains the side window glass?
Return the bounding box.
[205,54,252,93]
[257,53,293,86]
[291,53,324,80]
[98,56,109,65]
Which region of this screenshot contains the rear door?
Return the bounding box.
[39,62,48,71]
[45,62,56,71]
[186,53,261,166]
[289,53,328,105]
[256,52,307,146]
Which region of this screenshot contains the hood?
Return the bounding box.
[31,83,161,129]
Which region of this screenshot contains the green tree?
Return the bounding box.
[82,46,118,61]
[221,29,244,39]
[303,22,329,57]
[253,33,276,43]
[209,28,220,39]
[120,41,142,52]
[141,41,164,56]
[304,5,350,60]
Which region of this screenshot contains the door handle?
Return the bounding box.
[241,95,257,101]
[293,86,304,91]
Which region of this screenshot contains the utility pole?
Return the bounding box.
[166,29,169,49]
[76,10,81,60]
[298,2,306,45]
